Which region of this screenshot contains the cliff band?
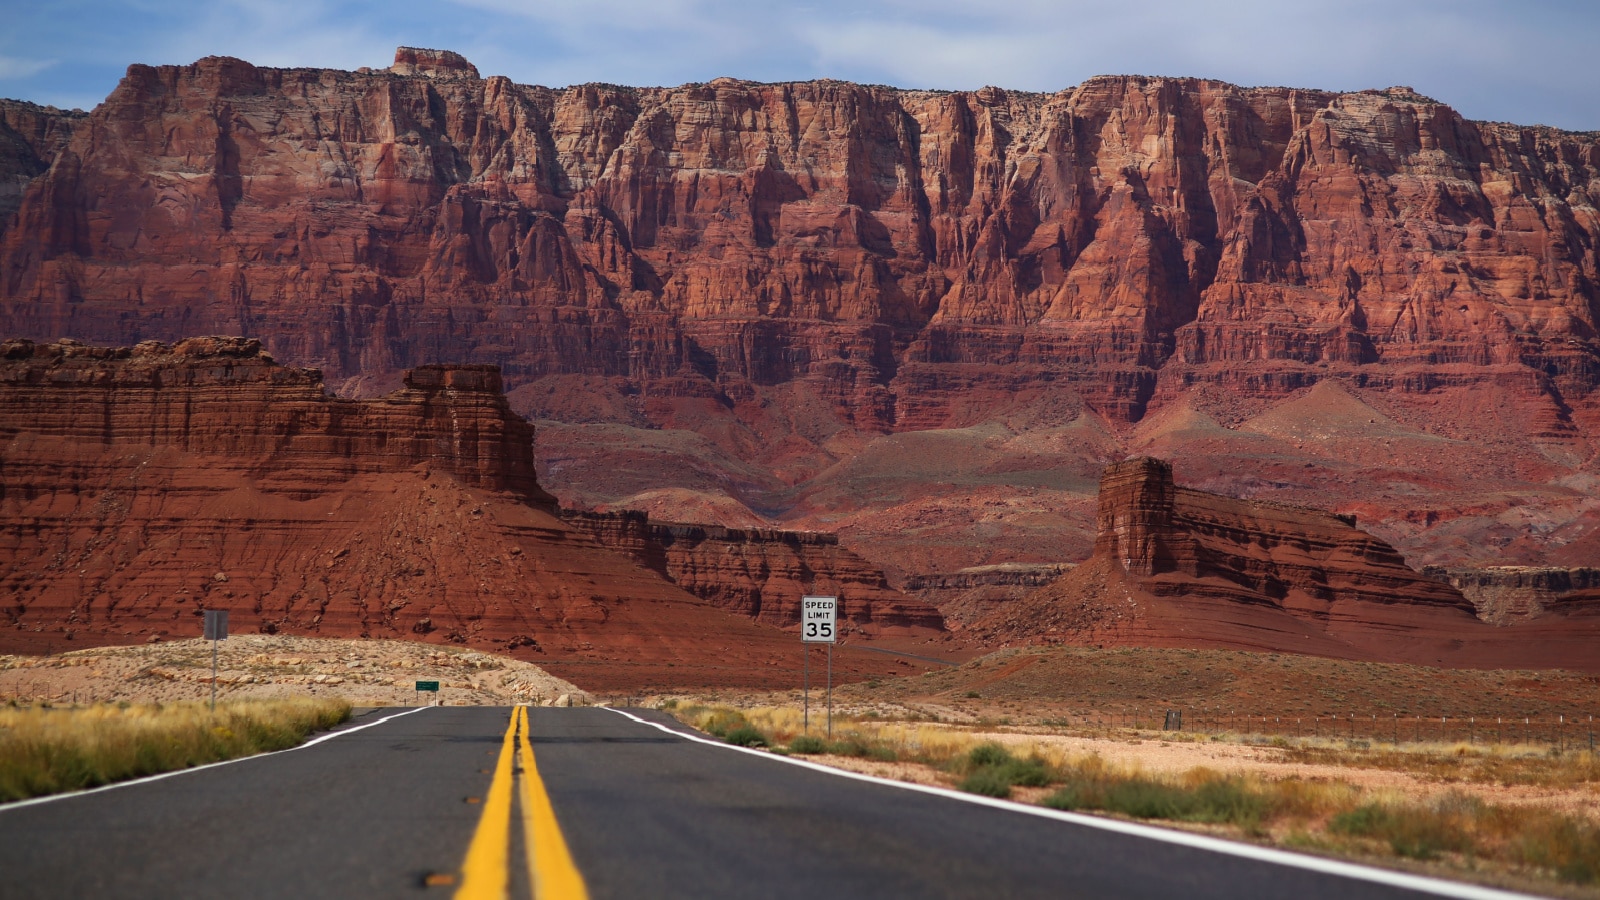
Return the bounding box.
[980,457,1600,671]
[0,338,934,688]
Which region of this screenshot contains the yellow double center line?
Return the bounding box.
[456,706,589,900]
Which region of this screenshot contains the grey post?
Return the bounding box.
[203,610,229,711]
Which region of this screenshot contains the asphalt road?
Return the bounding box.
[0,706,1531,899]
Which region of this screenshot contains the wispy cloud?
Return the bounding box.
[0,0,1595,129]
[0,55,57,81]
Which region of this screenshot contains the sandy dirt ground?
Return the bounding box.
[0,635,589,707]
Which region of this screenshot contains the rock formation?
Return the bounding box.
[0,338,933,689]
[0,100,83,232]
[562,511,944,635]
[902,564,1075,628]
[1423,566,1600,624]
[1,49,1598,578]
[978,457,1600,672]
[1,53,1593,426]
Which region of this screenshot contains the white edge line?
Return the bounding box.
[602,707,1545,900]
[0,706,433,812]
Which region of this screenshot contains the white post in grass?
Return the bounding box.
[802,596,837,741]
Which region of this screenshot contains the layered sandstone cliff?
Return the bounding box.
[903,564,1075,628]
[0,100,83,231]
[0,52,1593,430]
[1423,566,1600,624]
[3,49,1599,581]
[0,339,938,689]
[979,458,1600,671]
[562,510,944,635]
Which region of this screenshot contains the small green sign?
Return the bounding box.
[415,681,440,692]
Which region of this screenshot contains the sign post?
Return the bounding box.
[801,596,837,738]
[203,610,229,711]
[415,680,440,707]
[416,675,441,704]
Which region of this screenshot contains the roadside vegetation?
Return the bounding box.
[0,697,351,802]
[669,703,1600,891]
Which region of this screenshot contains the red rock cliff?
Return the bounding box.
[0,338,945,689]
[562,511,944,636]
[0,336,556,506]
[979,457,1600,672]
[0,100,83,233]
[0,54,1594,429]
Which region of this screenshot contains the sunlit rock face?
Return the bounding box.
[2,56,1593,426]
[2,52,1598,581]
[973,458,1600,673]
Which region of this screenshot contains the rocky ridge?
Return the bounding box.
[1,51,1594,428]
[562,510,944,635]
[1,49,1598,577]
[978,457,1600,672]
[1422,565,1600,625]
[0,338,938,689]
[902,564,1075,628]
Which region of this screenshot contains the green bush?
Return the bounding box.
[960,767,1017,798]
[967,743,1012,768]
[955,743,1054,799]
[721,725,769,748]
[1331,803,1475,860]
[788,735,827,754]
[1044,772,1270,831]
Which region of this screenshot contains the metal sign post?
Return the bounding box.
[415,680,440,706]
[801,596,837,739]
[203,610,229,711]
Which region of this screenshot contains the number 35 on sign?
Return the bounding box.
[802,595,837,643]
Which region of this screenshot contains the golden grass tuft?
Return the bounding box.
[0,697,351,802]
[671,703,1600,888]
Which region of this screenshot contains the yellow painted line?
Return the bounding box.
[517,705,590,900]
[454,710,519,900]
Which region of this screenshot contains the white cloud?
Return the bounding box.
[0,55,57,81]
[1,0,1595,128]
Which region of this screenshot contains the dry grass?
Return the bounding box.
[670,703,1600,892]
[1281,740,1600,788]
[0,697,351,802]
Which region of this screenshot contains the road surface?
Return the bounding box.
[0,706,1532,899]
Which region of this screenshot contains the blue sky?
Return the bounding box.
[2,0,1596,130]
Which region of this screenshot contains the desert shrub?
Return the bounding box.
[960,767,1017,798]
[1516,816,1600,884]
[1331,802,1476,860]
[788,735,827,754]
[956,743,1053,798]
[1045,770,1271,831]
[722,725,769,748]
[698,709,749,740]
[967,742,1013,768]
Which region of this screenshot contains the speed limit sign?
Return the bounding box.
[801,595,837,643]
